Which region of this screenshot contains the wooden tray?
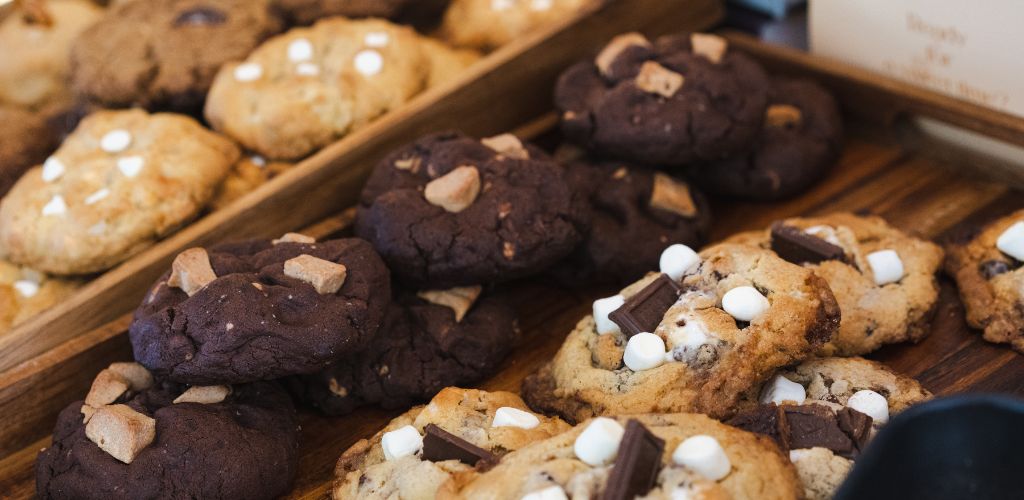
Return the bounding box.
[3,26,1024,500]
[0,0,725,374]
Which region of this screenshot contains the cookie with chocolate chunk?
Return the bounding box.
[288,288,518,415]
[688,78,843,200]
[0,106,59,197]
[36,363,299,500]
[556,31,768,166]
[129,236,390,384]
[355,132,588,288]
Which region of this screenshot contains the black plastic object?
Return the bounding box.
[835,395,1024,500]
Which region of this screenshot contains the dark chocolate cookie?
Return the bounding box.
[36,380,299,500]
[129,237,391,384]
[70,0,284,115]
[553,159,711,285]
[0,106,58,197]
[555,31,769,166]
[273,0,450,26]
[355,131,589,288]
[288,288,518,415]
[688,78,843,200]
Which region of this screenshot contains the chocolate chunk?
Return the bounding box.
[980,259,1015,279]
[609,274,682,337]
[727,404,792,451]
[783,404,853,456]
[770,222,847,265]
[602,420,665,500]
[173,7,227,27]
[836,407,873,456]
[421,424,496,467]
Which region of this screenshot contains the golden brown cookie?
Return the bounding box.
[208,154,293,210]
[0,259,81,333]
[420,37,481,88]
[440,0,596,51]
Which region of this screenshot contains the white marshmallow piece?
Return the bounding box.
[13,279,40,298]
[364,31,390,47]
[234,62,263,82]
[573,417,624,466]
[42,195,67,216]
[354,49,383,76]
[492,407,540,429]
[673,435,732,481]
[721,286,769,322]
[380,425,423,461]
[759,375,806,405]
[593,294,625,335]
[659,244,700,281]
[623,332,666,371]
[521,486,568,500]
[117,156,144,178]
[41,157,65,182]
[846,390,889,424]
[996,221,1024,262]
[287,38,313,62]
[100,130,132,153]
[866,249,904,286]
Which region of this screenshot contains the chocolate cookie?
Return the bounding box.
[36,364,299,500]
[70,0,284,114]
[555,31,768,166]
[553,159,711,285]
[129,235,391,384]
[0,106,59,197]
[289,287,518,415]
[688,78,843,200]
[273,0,450,26]
[355,132,589,288]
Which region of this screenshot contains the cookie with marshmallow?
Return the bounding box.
[728,212,944,356]
[945,208,1024,353]
[0,259,81,334]
[451,413,801,500]
[333,387,569,499]
[523,242,840,423]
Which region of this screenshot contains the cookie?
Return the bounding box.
[355,131,589,288]
[208,153,294,210]
[556,31,769,166]
[333,387,570,499]
[36,363,299,500]
[420,37,482,88]
[945,208,1024,353]
[205,17,431,160]
[129,235,391,384]
[730,357,931,500]
[451,413,802,500]
[0,109,239,275]
[70,0,284,114]
[0,259,81,334]
[273,0,451,26]
[0,0,103,110]
[727,212,944,356]
[288,288,518,415]
[0,105,59,197]
[439,0,595,51]
[688,77,844,201]
[523,242,840,423]
[553,159,711,285]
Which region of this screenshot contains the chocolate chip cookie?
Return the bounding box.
[288,288,518,415]
[556,31,769,166]
[36,363,299,500]
[355,132,588,288]
[129,236,390,384]
[945,208,1024,353]
[688,78,844,200]
[0,259,81,334]
[523,243,840,423]
[0,105,59,197]
[333,387,569,499]
[439,0,596,51]
[727,213,944,356]
[70,0,284,114]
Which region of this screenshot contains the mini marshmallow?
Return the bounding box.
[759,375,806,405]
[287,38,313,62]
[84,188,110,205]
[673,435,731,480]
[234,62,263,82]
[866,250,904,286]
[13,279,40,298]
[665,319,709,361]
[521,486,568,500]
[42,195,66,216]
[117,156,144,177]
[660,244,700,281]
[721,286,769,322]
[573,417,624,466]
[100,130,132,153]
[354,49,383,76]
[492,407,541,429]
[996,221,1024,262]
[381,425,423,461]
[41,157,65,182]
[593,294,625,335]
[846,390,889,424]
[623,332,666,371]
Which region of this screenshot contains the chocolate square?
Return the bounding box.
[783,404,854,456]
[727,404,792,451]
[609,274,682,337]
[421,424,496,467]
[770,222,847,265]
[836,407,873,456]
[601,419,665,500]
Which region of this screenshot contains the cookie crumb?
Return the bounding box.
[283,254,347,294]
[168,248,217,297]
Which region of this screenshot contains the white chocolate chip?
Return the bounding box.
[42,195,66,216]
[530,0,553,10]
[721,286,769,322]
[273,232,316,245]
[13,279,39,298]
[623,332,667,371]
[174,385,231,405]
[521,486,568,500]
[650,173,697,217]
[673,435,731,480]
[492,407,541,429]
[381,425,423,461]
[592,294,625,335]
[354,49,383,76]
[250,155,267,167]
[107,362,153,391]
[234,62,263,82]
[364,31,389,47]
[416,285,482,322]
[287,38,313,62]
[659,244,700,281]
[85,404,156,464]
[424,165,481,213]
[100,129,132,153]
[573,417,624,466]
[295,62,320,76]
[866,250,904,285]
[596,32,652,77]
[481,134,530,160]
[41,157,65,182]
[635,61,684,98]
[759,375,806,405]
[491,0,514,11]
[84,369,129,409]
[283,254,347,295]
[846,390,889,424]
[84,188,110,205]
[996,221,1024,261]
[117,156,145,177]
[690,33,728,64]
[167,248,217,296]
